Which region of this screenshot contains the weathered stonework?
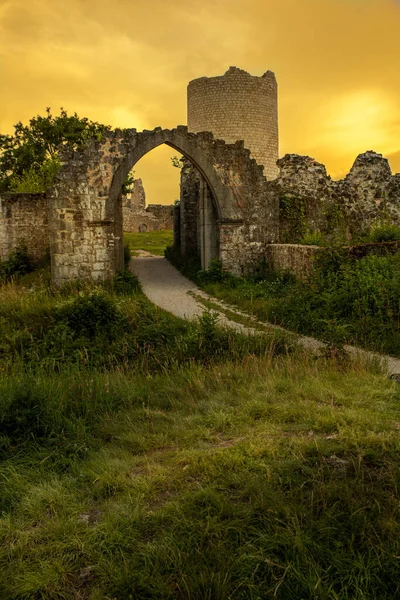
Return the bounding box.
[0,193,48,263]
[335,152,400,233]
[122,179,173,232]
[188,66,279,180]
[264,244,324,279]
[264,241,400,280]
[3,66,400,285]
[179,159,201,258]
[146,204,173,231]
[48,126,278,284]
[276,151,400,242]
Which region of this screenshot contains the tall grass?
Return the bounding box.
[188,254,400,357]
[0,269,290,375]
[1,355,399,598]
[1,266,400,599]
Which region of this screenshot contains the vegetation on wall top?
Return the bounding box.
[0,108,110,193]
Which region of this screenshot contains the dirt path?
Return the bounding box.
[131,256,207,320]
[131,255,400,378]
[131,256,253,331]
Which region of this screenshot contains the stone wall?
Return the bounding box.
[276,151,400,243]
[264,244,324,280]
[264,241,400,280]
[336,152,400,232]
[0,193,48,263]
[179,159,200,257]
[122,179,173,233]
[146,204,173,230]
[48,126,278,284]
[188,66,279,180]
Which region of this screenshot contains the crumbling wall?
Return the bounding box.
[0,193,48,263]
[122,179,173,232]
[48,126,277,284]
[264,243,324,279]
[179,159,200,257]
[263,241,400,280]
[335,152,400,233]
[276,151,400,243]
[146,204,173,230]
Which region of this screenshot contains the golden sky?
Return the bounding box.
[1,0,400,204]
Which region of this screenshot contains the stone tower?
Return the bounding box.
[187,66,279,179]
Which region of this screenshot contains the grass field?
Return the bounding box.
[1,263,400,599]
[124,230,173,256]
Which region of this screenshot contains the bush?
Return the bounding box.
[8,157,61,193]
[194,251,400,357]
[269,254,400,354]
[112,269,140,295]
[0,274,291,373]
[368,223,400,243]
[197,259,233,284]
[0,246,31,282]
[59,292,122,340]
[299,230,325,246]
[123,244,131,267]
[165,245,201,280]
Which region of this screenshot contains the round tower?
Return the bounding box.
[187,66,279,179]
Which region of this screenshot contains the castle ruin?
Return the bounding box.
[0,66,399,283]
[188,66,279,180]
[122,179,173,233]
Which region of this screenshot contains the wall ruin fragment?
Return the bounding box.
[0,193,48,263]
[122,178,173,233]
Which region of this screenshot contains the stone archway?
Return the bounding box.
[48,126,278,285]
[107,128,232,273]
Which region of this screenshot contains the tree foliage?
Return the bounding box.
[0,108,111,192]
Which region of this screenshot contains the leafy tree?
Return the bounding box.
[0,108,111,192]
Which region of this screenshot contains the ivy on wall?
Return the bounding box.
[279,194,307,243]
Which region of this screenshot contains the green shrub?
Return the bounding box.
[0,273,290,373]
[299,230,325,246]
[59,292,122,340]
[0,246,31,282]
[123,244,131,267]
[8,157,61,193]
[368,223,400,243]
[165,244,201,280]
[197,259,233,284]
[195,252,400,357]
[113,269,140,296]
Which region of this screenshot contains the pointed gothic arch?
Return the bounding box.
[47,126,278,285]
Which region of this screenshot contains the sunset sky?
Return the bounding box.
[1,0,399,204]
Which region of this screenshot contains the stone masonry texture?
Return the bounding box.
[3,68,400,284]
[47,126,278,284]
[276,151,400,242]
[188,66,279,180]
[122,178,173,232]
[0,193,48,263]
[264,240,400,280]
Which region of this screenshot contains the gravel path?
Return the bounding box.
[131,256,207,320]
[131,255,400,378]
